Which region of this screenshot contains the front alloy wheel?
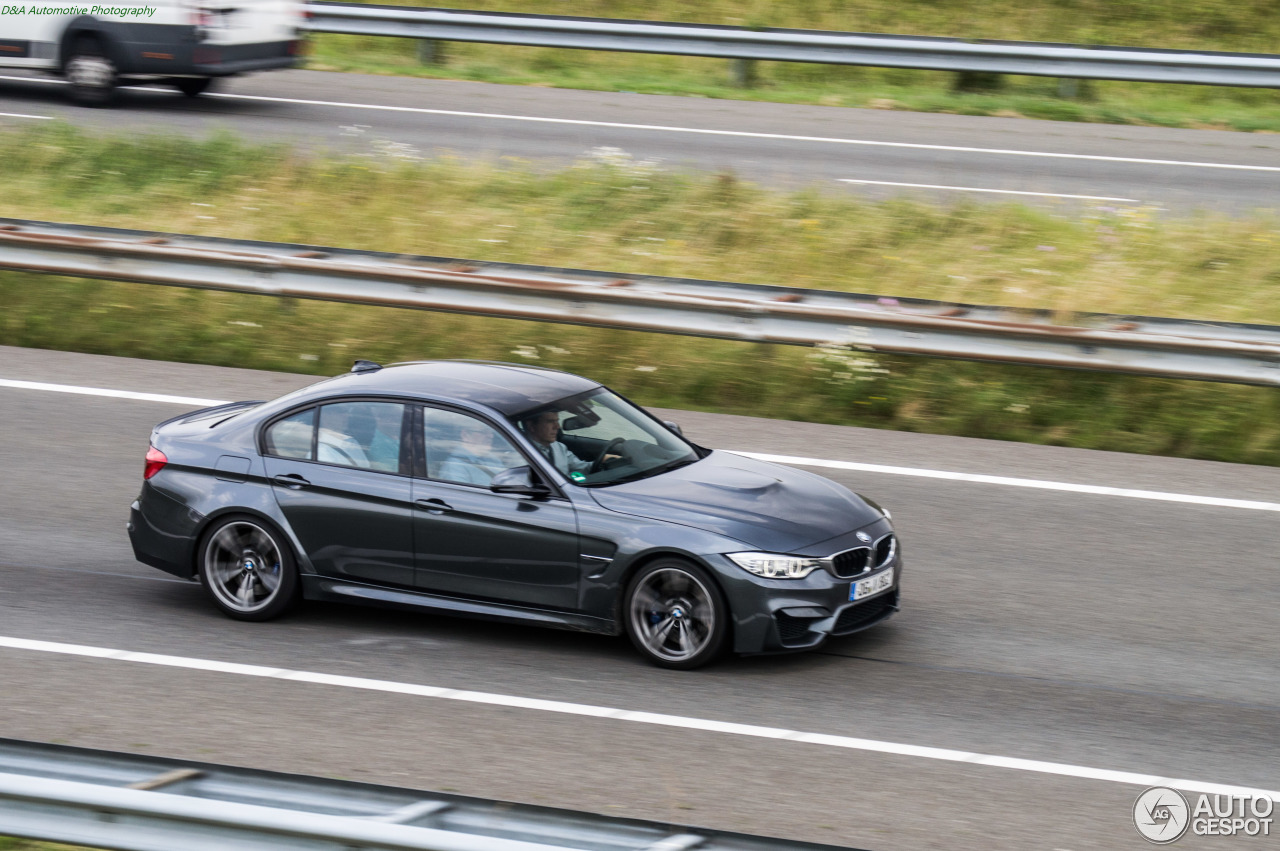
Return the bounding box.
[199,517,298,621]
[625,560,728,669]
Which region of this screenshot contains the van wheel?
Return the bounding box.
[174,77,215,98]
[65,37,117,107]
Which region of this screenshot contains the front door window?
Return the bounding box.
[423,408,524,486]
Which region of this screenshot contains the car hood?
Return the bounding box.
[588,450,882,552]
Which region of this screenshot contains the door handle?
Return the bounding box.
[415,498,452,514]
[271,473,311,489]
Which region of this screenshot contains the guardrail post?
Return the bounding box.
[730,58,757,88]
[417,38,446,65]
[1056,78,1094,99]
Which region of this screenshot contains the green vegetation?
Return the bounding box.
[0,839,101,851]
[3,124,1280,465]
[306,0,1280,132]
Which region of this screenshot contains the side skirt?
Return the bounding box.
[300,576,619,636]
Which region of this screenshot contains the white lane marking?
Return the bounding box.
[0,634,1274,801]
[0,378,226,408]
[0,112,53,120]
[4,377,1276,512]
[733,451,1280,512]
[0,73,1274,174]
[839,179,1141,202]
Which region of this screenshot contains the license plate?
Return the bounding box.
[850,567,893,601]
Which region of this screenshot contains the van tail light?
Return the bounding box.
[144,446,168,480]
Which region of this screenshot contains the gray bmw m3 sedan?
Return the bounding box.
[129,360,901,669]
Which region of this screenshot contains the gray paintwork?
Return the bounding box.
[589,451,882,553]
[128,360,900,654]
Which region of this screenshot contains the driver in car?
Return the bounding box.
[523,409,618,477]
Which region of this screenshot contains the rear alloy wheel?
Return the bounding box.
[65,38,117,107]
[625,559,728,669]
[199,516,299,621]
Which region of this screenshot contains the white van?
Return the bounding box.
[0,0,306,104]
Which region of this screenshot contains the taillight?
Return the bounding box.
[144,446,168,480]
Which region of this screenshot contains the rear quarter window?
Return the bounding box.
[264,408,315,460]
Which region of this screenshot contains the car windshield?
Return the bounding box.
[511,389,700,486]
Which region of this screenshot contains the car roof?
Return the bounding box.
[297,360,603,416]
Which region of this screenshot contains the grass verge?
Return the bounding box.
[0,840,102,851]
[304,0,1280,132]
[3,124,1279,465]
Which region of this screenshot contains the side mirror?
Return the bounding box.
[662,420,683,436]
[490,465,552,498]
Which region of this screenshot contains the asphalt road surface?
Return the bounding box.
[0,345,1276,850]
[2,69,1279,213]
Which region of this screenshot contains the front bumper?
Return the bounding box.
[772,587,900,650]
[713,525,903,655]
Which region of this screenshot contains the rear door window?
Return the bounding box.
[317,401,406,473]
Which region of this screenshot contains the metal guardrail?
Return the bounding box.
[2,217,1280,387]
[304,2,1280,88]
[0,737,855,850]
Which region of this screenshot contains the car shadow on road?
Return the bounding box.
[139,580,905,677]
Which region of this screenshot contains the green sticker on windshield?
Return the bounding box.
[569,471,587,482]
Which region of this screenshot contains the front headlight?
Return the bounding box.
[727,552,823,579]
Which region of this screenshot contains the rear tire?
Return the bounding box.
[624,559,728,670]
[173,76,214,98]
[64,37,117,107]
[198,515,299,621]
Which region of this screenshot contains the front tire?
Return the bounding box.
[198,516,299,621]
[624,559,728,670]
[65,37,117,107]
